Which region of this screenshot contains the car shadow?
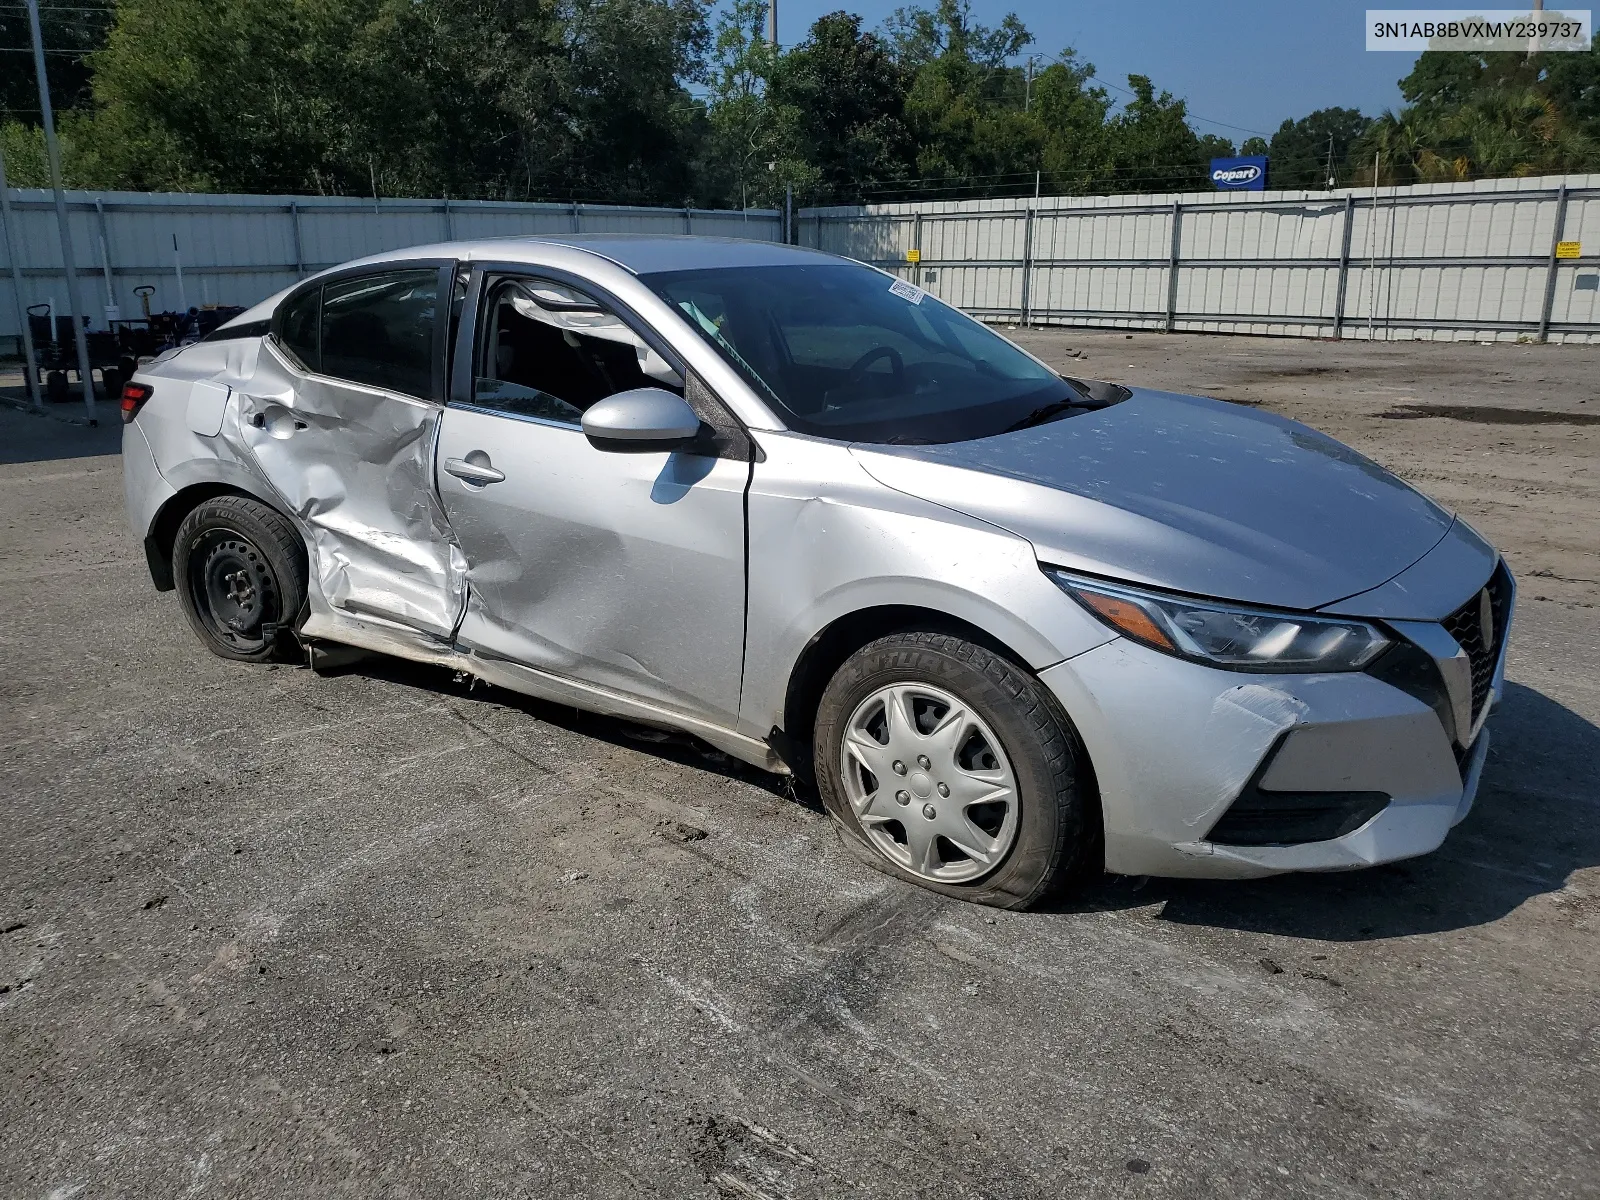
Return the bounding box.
[1058,681,1600,940]
[0,397,122,464]
[326,652,811,809]
[320,652,1595,936]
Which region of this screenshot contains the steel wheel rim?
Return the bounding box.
[839,682,1019,884]
[189,527,280,653]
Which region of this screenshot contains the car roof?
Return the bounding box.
[398,234,837,275]
[221,235,848,330]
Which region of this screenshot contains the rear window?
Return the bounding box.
[318,269,439,399]
[278,287,320,371]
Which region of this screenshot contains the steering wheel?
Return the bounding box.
[846,345,905,387]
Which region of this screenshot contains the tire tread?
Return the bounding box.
[172,495,308,663]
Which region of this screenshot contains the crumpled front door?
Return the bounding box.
[232,341,467,640]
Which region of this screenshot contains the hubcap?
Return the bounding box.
[839,683,1019,884]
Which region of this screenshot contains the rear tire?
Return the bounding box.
[813,631,1099,910]
[172,496,308,663]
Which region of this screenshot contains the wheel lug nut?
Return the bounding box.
[922,804,937,820]
[895,790,911,806]
[937,782,949,797]
[892,760,907,775]
[917,755,931,770]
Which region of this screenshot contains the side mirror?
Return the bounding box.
[581,387,703,452]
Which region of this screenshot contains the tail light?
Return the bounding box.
[120,381,153,424]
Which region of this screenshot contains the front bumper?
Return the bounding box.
[1040,638,1492,879]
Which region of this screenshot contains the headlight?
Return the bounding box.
[1047,570,1389,672]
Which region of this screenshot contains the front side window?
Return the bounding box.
[319,269,439,399]
[643,263,1078,444]
[469,277,682,425]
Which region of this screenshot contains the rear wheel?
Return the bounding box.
[172,496,307,662]
[813,631,1098,909]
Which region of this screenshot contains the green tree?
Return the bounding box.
[65,0,709,201]
[893,0,1040,196]
[1103,75,1214,193]
[766,11,914,204]
[1265,107,1372,189]
[1,0,113,124]
[1029,51,1112,194]
[702,0,781,207]
[1361,43,1600,183]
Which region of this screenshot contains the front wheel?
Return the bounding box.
[172,495,308,662]
[813,631,1099,909]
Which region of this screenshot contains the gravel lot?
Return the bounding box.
[2,331,1598,1199]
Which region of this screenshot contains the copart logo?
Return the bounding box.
[1212,164,1262,185]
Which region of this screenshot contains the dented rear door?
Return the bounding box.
[239,263,467,640]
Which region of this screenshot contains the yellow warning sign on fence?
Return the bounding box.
[906,248,921,264]
[1556,241,1582,259]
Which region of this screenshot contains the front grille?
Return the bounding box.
[1440,561,1513,731]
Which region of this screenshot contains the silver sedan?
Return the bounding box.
[121,236,1512,908]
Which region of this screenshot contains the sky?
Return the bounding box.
[770,0,1423,142]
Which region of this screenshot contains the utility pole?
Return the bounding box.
[0,145,44,410]
[1024,54,1042,113]
[25,0,96,421]
[1325,131,1337,190]
[767,0,777,48]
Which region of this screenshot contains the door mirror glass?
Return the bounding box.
[581,387,703,451]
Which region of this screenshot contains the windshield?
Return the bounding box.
[642,263,1080,444]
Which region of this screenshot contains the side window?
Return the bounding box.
[470,277,682,425]
[320,269,439,399]
[278,286,320,372]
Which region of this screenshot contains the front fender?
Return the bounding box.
[738,432,1115,741]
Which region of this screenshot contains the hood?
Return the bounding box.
[849,389,1455,612]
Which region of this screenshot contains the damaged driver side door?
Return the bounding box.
[240,263,467,640]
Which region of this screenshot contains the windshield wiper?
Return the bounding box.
[1002,398,1094,434]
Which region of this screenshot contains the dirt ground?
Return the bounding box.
[1,330,1597,1199]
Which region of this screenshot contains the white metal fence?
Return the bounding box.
[8,178,1600,354]
[0,189,784,352]
[799,174,1600,344]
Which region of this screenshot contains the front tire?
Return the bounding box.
[172,495,308,663]
[813,631,1098,909]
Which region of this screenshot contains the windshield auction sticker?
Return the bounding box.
[889,278,927,304]
[1367,9,1591,50]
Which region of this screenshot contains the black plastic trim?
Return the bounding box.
[143,533,175,591]
[1364,636,1457,747]
[200,319,270,344]
[1205,731,1391,847]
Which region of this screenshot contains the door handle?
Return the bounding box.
[444,455,506,486]
[248,409,306,432]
